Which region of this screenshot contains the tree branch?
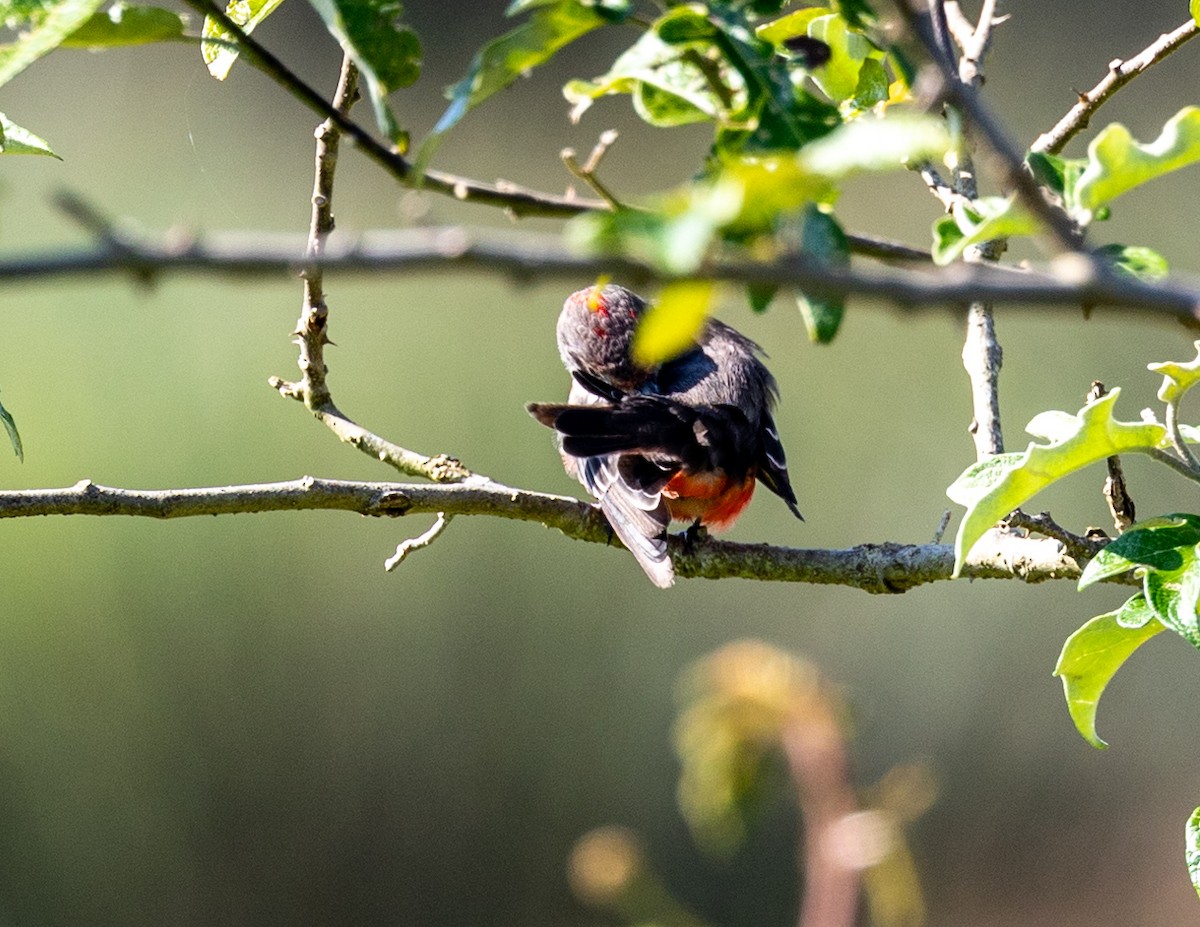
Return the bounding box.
[0,478,1134,590]
[895,0,1082,252]
[1031,17,1200,155]
[6,224,1200,320]
[179,0,605,218]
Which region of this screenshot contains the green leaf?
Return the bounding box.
[1149,340,1200,404]
[428,0,616,144]
[0,111,58,156]
[1094,243,1168,282]
[1074,106,1200,219]
[851,56,887,110]
[947,390,1168,573]
[794,205,848,343]
[1188,807,1200,899]
[746,282,776,313]
[754,6,827,46]
[1053,605,1165,748]
[805,12,882,103]
[306,0,420,143]
[1144,555,1200,648]
[202,0,286,80]
[564,25,743,127]
[0,0,108,89]
[60,2,183,45]
[930,195,1040,265]
[1079,515,1200,588]
[632,280,715,367]
[0,394,22,461]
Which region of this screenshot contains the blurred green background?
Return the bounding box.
[2,1,1200,924]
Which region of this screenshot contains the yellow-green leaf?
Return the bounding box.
[1074,106,1200,218]
[931,195,1039,265]
[0,111,58,157]
[947,390,1167,573]
[1149,340,1200,404]
[1054,604,1164,748]
[632,280,715,367]
[1187,807,1200,899]
[202,0,286,80]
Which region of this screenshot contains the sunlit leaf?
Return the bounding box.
[61,2,183,46]
[1053,605,1164,748]
[0,111,58,156]
[947,390,1168,573]
[0,0,108,89]
[805,12,882,103]
[754,6,827,47]
[1074,107,1200,220]
[1188,807,1200,899]
[202,0,285,80]
[1079,515,1200,588]
[851,56,887,110]
[306,0,421,143]
[931,195,1039,265]
[800,110,949,177]
[1149,340,1200,404]
[564,26,744,127]
[632,280,716,367]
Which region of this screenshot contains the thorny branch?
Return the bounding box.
[269,53,470,485]
[1032,17,1200,155]
[9,218,1200,321]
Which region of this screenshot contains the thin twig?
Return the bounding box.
[561,130,623,209]
[956,0,1002,88]
[270,54,470,484]
[895,0,1082,253]
[179,0,606,219]
[385,513,454,571]
[1032,18,1200,155]
[1002,509,1107,566]
[1088,381,1136,531]
[0,478,1138,590]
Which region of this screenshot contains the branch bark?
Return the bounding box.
[6,224,1200,320]
[0,478,1133,591]
[1032,17,1200,155]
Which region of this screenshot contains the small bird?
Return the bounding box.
[527,283,803,588]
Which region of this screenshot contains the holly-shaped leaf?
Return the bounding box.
[1079,514,1200,587]
[0,111,58,157]
[1074,106,1200,221]
[1149,340,1200,404]
[202,0,286,80]
[947,390,1167,573]
[1054,602,1165,748]
[632,279,715,367]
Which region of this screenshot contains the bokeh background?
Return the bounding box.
[2,1,1200,924]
